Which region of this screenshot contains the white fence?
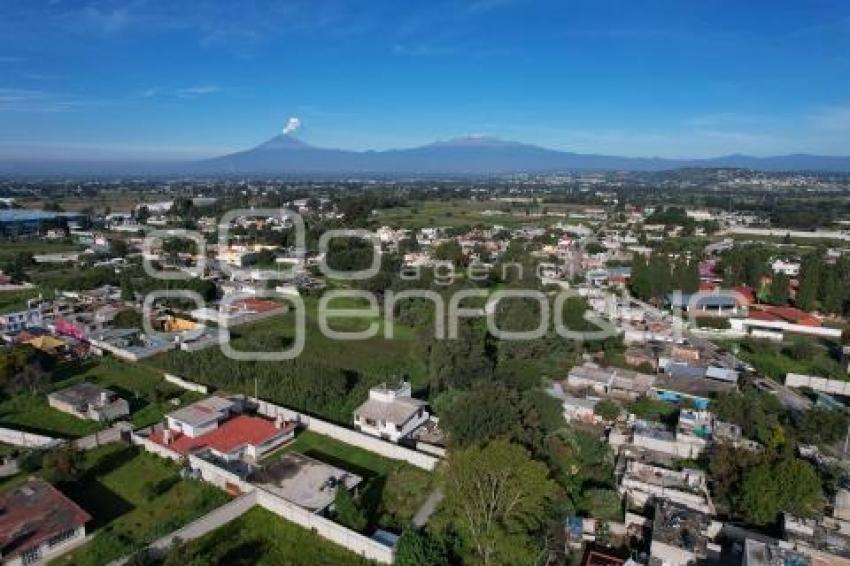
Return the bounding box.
[164,373,209,394]
[251,397,440,471]
[786,373,850,396]
[74,425,127,450]
[130,428,184,463]
[0,427,61,448]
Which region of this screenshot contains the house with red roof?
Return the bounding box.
[151,396,295,463]
[0,478,91,565]
[730,304,841,341]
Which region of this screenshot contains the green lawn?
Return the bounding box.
[0,393,101,438]
[374,199,576,229]
[54,444,229,566]
[0,357,196,438]
[226,296,427,385]
[263,430,433,531]
[157,506,374,565]
[0,288,40,314]
[626,398,680,424]
[0,239,82,264]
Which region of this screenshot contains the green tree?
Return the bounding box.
[768,272,789,305]
[796,254,822,311]
[42,444,83,483]
[629,254,652,301]
[333,487,367,532]
[395,528,449,566]
[440,440,556,566]
[594,400,620,422]
[442,385,518,446]
[433,240,464,266]
[740,457,822,525]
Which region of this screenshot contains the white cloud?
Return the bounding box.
[176,85,220,98]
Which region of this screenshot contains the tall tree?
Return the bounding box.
[441,440,556,566]
[767,272,789,305]
[796,254,822,311]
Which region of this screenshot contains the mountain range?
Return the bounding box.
[4,134,850,176]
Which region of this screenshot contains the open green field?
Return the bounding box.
[0,288,40,314]
[0,239,82,264]
[0,357,196,438]
[53,444,229,566]
[262,430,433,531]
[373,199,580,229]
[228,296,426,383]
[727,232,850,248]
[150,295,428,423]
[735,336,847,381]
[155,506,373,565]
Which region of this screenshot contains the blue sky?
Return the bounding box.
[1,0,849,160]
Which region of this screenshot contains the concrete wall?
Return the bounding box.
[130,429,184,463]
[164,373,209,394]
[185,454,395,564]
[786,373,850,396]
[0,427,61,448]
[74,425,125,451]
[255,489,394,564]
[252,397,439,471]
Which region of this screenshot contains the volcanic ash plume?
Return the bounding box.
[282,117,301,135]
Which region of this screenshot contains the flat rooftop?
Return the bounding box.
[250,452,362,512]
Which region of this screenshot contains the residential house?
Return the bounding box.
[47,383,129,422]
[0,478,91,565]
[353,382,429,443]
[619,460,714,515]
[649,500,721,566]
[151,397,294,463]
[566,363,656,401]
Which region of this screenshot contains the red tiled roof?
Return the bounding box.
[232,298,284,313]
[0,478,91,559]
[751,305,821,326]
[151,415,294,456]
[733,286,755,304]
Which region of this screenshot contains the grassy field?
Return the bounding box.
[263,430,433,531]
[0,239,82,264]
[157,506,374,565]
[374,199,580,229]
[0,357,195,438]
[735,336,846,381]
[0,288,40,314]
[223,296,427,386]
[55,444,229,566]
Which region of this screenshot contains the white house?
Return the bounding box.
[353,382,429,443]
[165,396,236,438]
[770,258,801,277]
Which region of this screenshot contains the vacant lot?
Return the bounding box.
[0,288,40,314]
[374,199,577,229]
[151,296,427,423]
[55,444,229,566]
